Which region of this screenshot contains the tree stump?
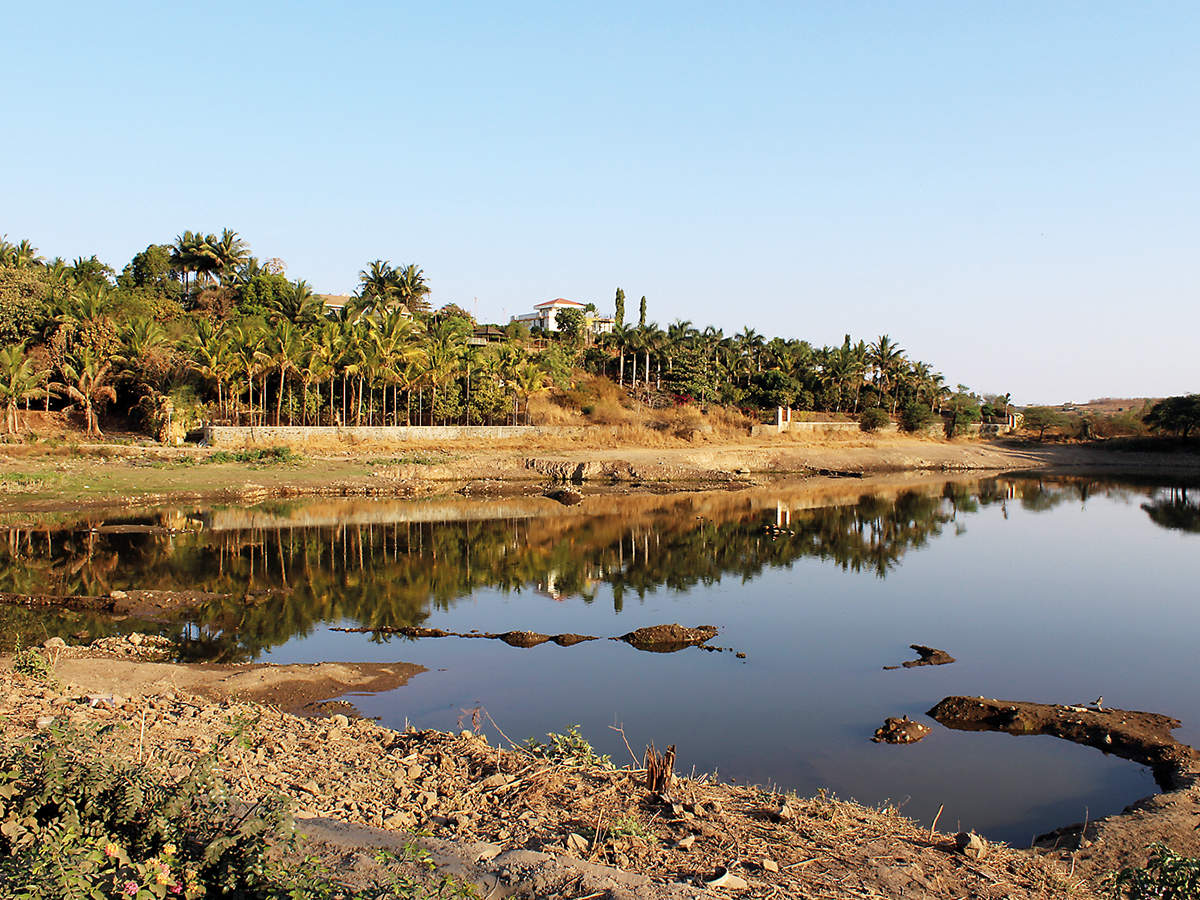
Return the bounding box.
[644,742,676,794]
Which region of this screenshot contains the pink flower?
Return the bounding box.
[122,880,139,896]
[170,884,183,895]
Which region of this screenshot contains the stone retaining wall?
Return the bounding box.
[201,424,614,448]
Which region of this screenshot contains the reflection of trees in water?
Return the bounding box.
[1141,487,1200,533]
[0,477,1170,660]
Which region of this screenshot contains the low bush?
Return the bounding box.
[858,408,890,433]
[207,446,302,466]
[899,402,935,433]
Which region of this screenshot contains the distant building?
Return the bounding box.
[511,298,614,336]
[320,294,352,314]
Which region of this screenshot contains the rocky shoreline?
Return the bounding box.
[3,638,1113,899]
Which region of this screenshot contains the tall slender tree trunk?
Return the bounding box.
[618,353,624,386]
[276,370,285,425]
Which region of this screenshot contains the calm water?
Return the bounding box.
[4,477,1199,845]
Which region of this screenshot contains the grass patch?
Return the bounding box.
[0,472,46,493]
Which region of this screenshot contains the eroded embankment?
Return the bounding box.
[930,695,1200,880]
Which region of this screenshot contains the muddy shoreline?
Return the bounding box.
[4,434,1198,517]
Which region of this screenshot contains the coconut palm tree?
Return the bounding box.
[211,229,250,284]
[0,345,48,433]
[186,320,229,420]
[57,348,116,437]
[264,319,302,424]
[513,361,547,425]
[423,318,468,425]
[868,334,906,413]
[395,264,432,316]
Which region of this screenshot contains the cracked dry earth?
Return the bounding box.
[2,643,1101,899]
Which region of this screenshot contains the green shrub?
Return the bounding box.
[524,725,612,768]
[858,408,890,433]
[12,639,55,684]
[208,446,302,466]
[1106,843,1200,898]
[899,402,935,433]
[0,723,475,899]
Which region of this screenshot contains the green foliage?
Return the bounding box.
[524,725,612,768]
[899,401,934,433]
[613,288,625,326]
[1022,406,1068,440]
[237,272,294,318]
[0,268,52,344]
[858,407,890,432]
[1145,395,1200,439]
[0,724,475,899]
[1106,843,1200,899]
[553,307,586,343]
[606,815,654,841]
[12,639,55,683]
[943,391,981,437]
[207,446,302,466]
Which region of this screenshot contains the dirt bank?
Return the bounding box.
[3,643,1098,899]
[930,695,1200,881]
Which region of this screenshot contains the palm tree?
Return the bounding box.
[264,319,302,425]
[395,264,431,317]
[423,318,467,425]
[513,361,547,425]
[186,320,229,420]
[211,229,250,283]
[357,260,400,313]
[0,345,48,433]
[57,348,116,437]
[868,334,906,413]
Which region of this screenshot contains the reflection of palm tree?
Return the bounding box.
[1142,488,1200,533]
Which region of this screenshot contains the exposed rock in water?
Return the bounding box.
[883,644,956,670]
[618,624,719,652]
[497,631,552,648]
[525,458,637,483]
[543,488,583,506]
[872,716,931,744]
[551,633,598,647]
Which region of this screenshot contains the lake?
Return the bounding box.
[4,475,1198,845]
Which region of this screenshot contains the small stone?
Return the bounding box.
[330,714,350,728]
[475,843,502,862]
[42,637,67,650]
[760,858,779,873]
[407,765,423,780]
[109,590,129,600]
[35,715,55,730]
[955,831,988,859]
[675,834,696,850]
[127,632,143,646]
[300,780,320,795]
[480,773,510,790]
[565,832,589,855]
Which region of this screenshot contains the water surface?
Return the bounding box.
[5,477,1198,845]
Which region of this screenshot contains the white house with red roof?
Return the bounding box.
[510,298,615,335]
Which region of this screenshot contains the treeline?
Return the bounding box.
[0,230,991,439]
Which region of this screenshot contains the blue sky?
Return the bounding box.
[3,2,1197,402]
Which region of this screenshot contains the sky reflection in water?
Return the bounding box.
[4,477,1198,844]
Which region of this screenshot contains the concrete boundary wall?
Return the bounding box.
[201,424,618,447]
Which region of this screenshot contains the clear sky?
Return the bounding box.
[3,2,1197,403]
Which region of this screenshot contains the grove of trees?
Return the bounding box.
[1,230,981,439]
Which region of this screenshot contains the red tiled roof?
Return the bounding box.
[534,298,586,308]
